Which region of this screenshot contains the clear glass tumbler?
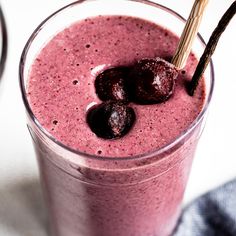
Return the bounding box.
[19,1,214,235]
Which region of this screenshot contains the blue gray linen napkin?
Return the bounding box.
[173,178,236,236]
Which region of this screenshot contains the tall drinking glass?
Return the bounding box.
[19,1,214,235]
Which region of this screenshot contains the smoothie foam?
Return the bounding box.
[28,16,205,158]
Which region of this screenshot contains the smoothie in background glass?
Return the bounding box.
[20,1,214,236]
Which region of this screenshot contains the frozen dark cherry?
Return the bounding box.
[129,58,178,104]
[86,101,136,139]
[95,67,130,102]
[89,58,179,139]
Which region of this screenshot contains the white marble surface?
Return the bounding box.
[0,0,235,235]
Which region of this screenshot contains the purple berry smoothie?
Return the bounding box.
[27,16,205,236]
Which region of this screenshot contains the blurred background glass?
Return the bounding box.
[0,5,7,81]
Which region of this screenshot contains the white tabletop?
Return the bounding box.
[0,0,235,235]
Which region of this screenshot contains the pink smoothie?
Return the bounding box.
[27,16,205,236]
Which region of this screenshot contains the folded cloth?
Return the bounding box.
[173,179,236,236]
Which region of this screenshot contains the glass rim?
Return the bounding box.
[0,5,7,79]
[19,0,215,162]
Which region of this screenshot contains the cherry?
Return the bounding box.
[129,58,178,104]
[86,101,136,139]
[95,67,130,102]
